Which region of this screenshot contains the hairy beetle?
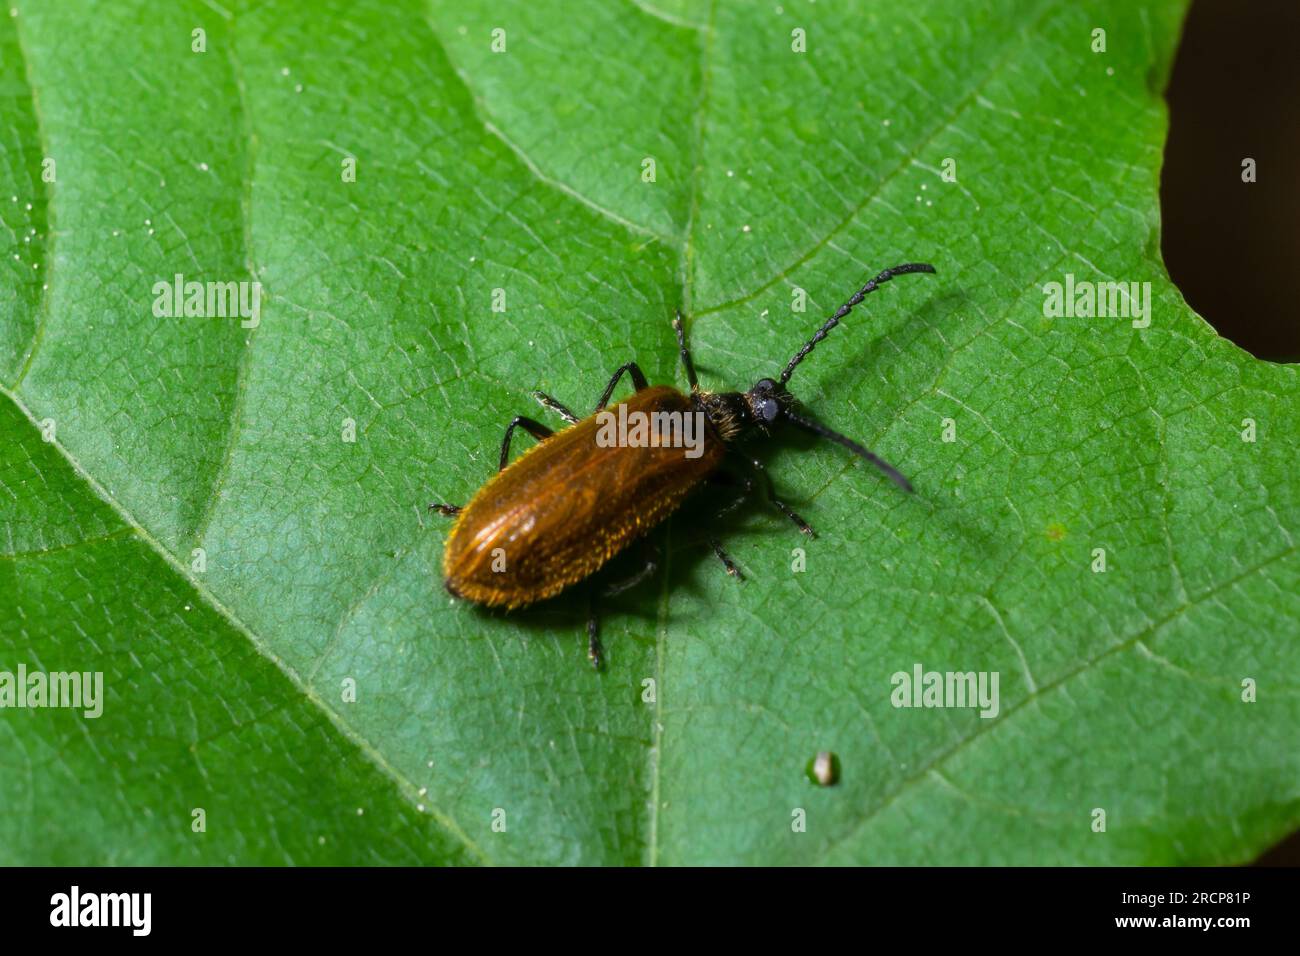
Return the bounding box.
[433,263,936,667]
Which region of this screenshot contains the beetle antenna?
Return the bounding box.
[779,262,935,385]
[784,409,913,493]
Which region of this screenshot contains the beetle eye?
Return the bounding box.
[758,397,780,422]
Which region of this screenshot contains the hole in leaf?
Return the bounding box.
[1160,0,1300,362]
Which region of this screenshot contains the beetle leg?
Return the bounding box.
[498,416,554,471]
[745,457,816,538]
[428,503,461,517]
[708,469,755,522]
[531,390,579,424]
[602,539,660,597]
[586,596,604,671]
[594,362,649,410]
[672,311,699,393]
[708,537,744,580]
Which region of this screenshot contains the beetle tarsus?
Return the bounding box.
[586,613,604,671]
[765,492,814,537]
[532,390,579,424]
[709,538,743,580]
[775,502,814,537]
[429,503,461,517]
[791,512,816,537]
[603,547,660,597]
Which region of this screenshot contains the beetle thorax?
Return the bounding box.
[693,390,751,443]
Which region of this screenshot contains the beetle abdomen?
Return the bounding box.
[443,386,723,608]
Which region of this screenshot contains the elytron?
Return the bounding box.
[434,263,936,668]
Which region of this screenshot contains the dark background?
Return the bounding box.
[1160,0,1298,863]
[1161,0,1300,362]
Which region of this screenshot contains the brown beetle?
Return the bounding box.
[433,263,935,667]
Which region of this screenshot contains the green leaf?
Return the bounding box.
[2,0,1296,865]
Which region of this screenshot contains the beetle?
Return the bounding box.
[432,262,936,668]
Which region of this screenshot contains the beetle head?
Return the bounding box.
[691,262,933,493]
[744,377,790,430]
